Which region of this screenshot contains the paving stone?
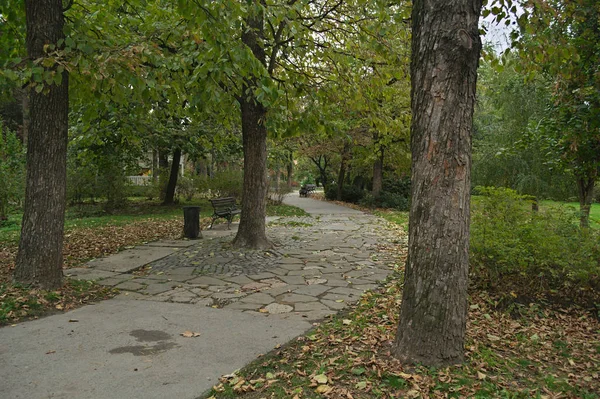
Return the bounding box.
[65,268,118,281]
[303,265,323,270]
[278,275,306,285]
[113,292,146,301]
[350,284,379,292]
[322,279,349,287]
[320,293,355,303]
[212,292,246,300]
[262,284,303,297]
[222,275,254,285]
[115,281,146,291]
[187,276,229,286]
[293,302,330,312]
[241,282,270,291]
[297,310,337,321]
[263,303,293,314]
[360,273,391,282]
[268,267,290,276]
[247,272,276,280]
[278,293,315,303]
[95,277,131,287]
[277,263,305,271]
[145,240,198,248]
[170,295,197,303]
[240,293,275,305]
[189,288,212,297]
[305,278,327,285]
[292,285,331,297]
[278,257,304,264]
[329,287,365,297]
[223,302,260,311]
[88,247,177,273]
[193,298,214,307]
[320,299,348,310]
[287,269,323,277]
[138,284,172,295]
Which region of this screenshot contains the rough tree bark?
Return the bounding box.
[14,0,68,290]
[232,5,271,249]
[162,148,181,205]
[577,175,595,228]
[393,0,483,366]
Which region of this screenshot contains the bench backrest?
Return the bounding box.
[210,197,237,210]
[303,184,316,190]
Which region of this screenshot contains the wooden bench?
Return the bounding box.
[209,197,241,229]
[299,184,316,197]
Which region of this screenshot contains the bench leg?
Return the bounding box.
[209,216,217,229]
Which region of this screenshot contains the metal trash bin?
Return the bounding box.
[182,206,202,239]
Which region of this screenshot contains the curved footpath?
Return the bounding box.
[0,194,403,399]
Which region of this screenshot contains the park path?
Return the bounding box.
[0,194,403,399]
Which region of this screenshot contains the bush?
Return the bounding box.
[268,185,292,205]
[360,191,410,211]
[196,170,244,199]
[324,184,365,204]
[382,176,411,198]
[470,186,599,295]
[0,125,25,219]
[176,176,196,201]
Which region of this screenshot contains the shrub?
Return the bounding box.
[360,191,409,211]
[176,176,196,201]
[382,176,411,198]
[196,170,244,199]
[324,184,365,204]
[0,125,25,219]
[470,186,599,295]
[268,185,292,205]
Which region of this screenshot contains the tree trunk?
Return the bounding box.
[158,150,169,200]
[14,0,68,290]
[232,5,271,249]
[393,0,483,366]
[372,146,384,196]
[577,175,595,228]
[162,148,181,205]
[337,142,350,201]
[152,149,158,183]
[286,153,294,188]
[21,89,30,146]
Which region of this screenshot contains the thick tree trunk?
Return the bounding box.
[232,5,271,249]
[162,148,181,205]
[233,95,271,249]
[14,0,68,290]
[21,89,30,146]
[393,0,482,366]
[372,145,384,196]
[577,175,595,228]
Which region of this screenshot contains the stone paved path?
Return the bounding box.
[67,195,401,322]
[1,193,405,399]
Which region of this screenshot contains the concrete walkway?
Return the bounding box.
[0,193,402,399]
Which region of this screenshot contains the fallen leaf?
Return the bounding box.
[343,319,352,325]
[180,330,201,338]
[477,371,487,380]
[314,374,328,384]
[315,385,332,394]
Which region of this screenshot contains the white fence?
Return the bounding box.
[127,176,152,186]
